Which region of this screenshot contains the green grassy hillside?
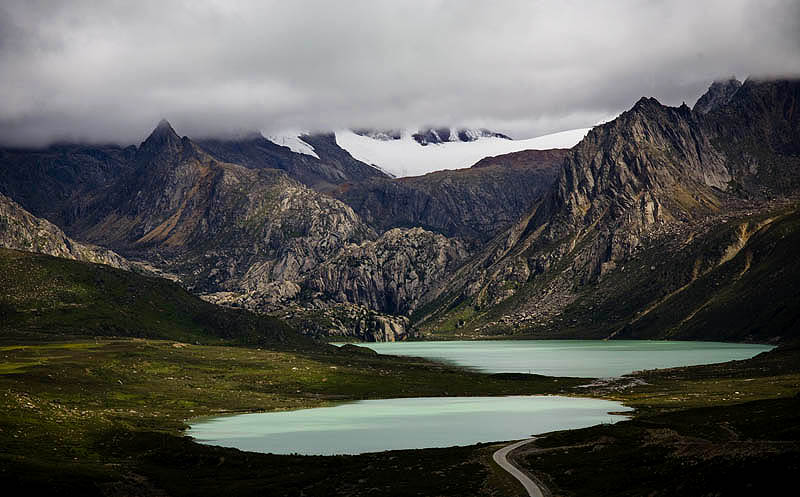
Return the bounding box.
[0,248,305,348]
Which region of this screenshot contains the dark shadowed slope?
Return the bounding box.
[0,143,135,228]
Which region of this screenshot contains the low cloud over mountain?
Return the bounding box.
[1,0,799,146]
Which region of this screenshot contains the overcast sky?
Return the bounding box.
[1,0,799,146]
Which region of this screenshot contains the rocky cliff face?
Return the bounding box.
[280,304,412,342]
[306,227,468,315]
[705,78,800,196]
[0,193,129,269]
[417,78,800,342]
[333,149,566,244]
[202,226,466,322]
[531,97,730,274]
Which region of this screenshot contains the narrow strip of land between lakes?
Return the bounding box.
[492,438,546,497]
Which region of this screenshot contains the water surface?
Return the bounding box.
[190,340,770,455]
[347,340,773,377]
[189,396,631,455]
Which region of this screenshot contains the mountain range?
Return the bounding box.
[1,77,798,343]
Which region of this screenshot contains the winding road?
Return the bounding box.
[492,438,545,497]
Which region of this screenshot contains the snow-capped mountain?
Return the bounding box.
[334,127,591,177]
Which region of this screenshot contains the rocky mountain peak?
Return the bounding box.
[693,77,742,114]
[630,96,665,113]
[151,119,179,140]
[156,118,174,130]
[538,95,727,239]
[138,119,184,159]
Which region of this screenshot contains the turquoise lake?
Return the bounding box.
[189,340,771,455]
[188,396,632,455]
[349,340,774,377]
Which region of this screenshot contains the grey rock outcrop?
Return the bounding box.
[693,78,742,114]
[0,193,129,269]
[412,127,510,145]
[282,304,412,342]
[307,227,468,315]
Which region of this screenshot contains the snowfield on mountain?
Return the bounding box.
[333,127,591,176]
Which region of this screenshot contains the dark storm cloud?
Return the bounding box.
[1,0,799,146]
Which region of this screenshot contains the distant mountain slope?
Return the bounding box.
[416,78,800,343]
[332,149,567,244]
[470,148,570,169]
[613,203,800,342]
[0,143,135,228]
[0,193,128,269]
[334,127,589,177]
[198,131,389,191]
[0,248,309,348]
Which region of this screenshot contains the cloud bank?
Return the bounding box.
[1,0,799,146]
